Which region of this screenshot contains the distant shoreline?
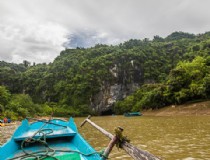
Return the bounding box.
[142,100,210,116]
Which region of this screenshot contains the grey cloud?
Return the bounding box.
[63,30,123,49]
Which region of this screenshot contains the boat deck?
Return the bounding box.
[8,137,82,160]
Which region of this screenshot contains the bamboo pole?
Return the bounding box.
[80,115,160,160]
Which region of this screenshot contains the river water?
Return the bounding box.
[74,116,210,160]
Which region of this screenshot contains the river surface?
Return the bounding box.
[74,116,210,160]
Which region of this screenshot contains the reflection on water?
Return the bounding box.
[74,116,210,160]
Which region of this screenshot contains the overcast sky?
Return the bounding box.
[1,0,210,64]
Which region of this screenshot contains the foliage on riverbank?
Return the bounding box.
[115,56,210,114]
[1,31,210,117]
[0,86,86,120]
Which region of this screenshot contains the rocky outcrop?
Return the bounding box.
[90,60,144,114]
[91,83,140,114]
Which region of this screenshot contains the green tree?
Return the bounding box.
[0,86,11,106]
[6,94,38,118]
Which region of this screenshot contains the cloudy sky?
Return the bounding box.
[1,0,210,64]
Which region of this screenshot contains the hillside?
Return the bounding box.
[1,31,210,119]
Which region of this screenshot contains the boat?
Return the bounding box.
[124,112,142,117]
[0,120,5,127]
[0,118,103,160]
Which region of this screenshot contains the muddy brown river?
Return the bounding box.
[75,115,210,160]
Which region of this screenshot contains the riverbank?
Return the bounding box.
[142,100,210,116]
[0,122,20,145]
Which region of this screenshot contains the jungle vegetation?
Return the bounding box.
[1,31,210,119]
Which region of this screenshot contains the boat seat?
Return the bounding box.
[14,127,76,141]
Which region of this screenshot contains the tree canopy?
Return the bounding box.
[1,31,210,117]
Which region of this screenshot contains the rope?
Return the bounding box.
[8,120,103,160]
[20,126,56,160]
[8,149,102,160]
[114,127,130,149]
[26,117,67,128]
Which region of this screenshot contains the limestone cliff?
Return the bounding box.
[90,60,144,114]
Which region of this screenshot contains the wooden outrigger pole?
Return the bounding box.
[81,115,160,160]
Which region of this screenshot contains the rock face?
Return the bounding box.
[91,83,140,114]
[90,61,144,114]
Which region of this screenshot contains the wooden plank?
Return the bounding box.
[80,115,160,160]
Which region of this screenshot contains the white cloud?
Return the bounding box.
[0,17,68,63]
[0,0,210,63]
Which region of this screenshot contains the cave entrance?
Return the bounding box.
[101,109,115,115]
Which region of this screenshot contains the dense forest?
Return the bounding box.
[1,31,210,119]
